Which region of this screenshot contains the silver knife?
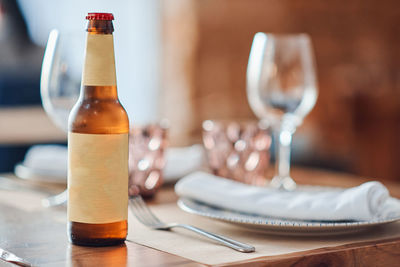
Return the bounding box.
[0,248,33,267]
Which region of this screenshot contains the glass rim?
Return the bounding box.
[254,32,311,41]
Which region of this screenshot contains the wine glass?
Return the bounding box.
[246,33,318,190]
[40,29,82,206]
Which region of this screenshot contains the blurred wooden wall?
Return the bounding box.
[161,0,400,181]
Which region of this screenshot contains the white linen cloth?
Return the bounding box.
[175,172,400,221]
[163,145,205,182]
[20,144,205,182]
[23,145,68,174]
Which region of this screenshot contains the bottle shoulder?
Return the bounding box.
[69,99,129,134]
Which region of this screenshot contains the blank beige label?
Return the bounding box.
[82,34,117,86]
[68,132,128,224]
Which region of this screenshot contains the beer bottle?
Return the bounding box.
[67,12,129,246]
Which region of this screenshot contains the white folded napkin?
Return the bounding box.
[163,145,205,182]
[175,172,400,222]
[23,145,68,174]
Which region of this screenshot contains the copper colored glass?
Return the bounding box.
[202,120,271,186]
[128,123,168,198]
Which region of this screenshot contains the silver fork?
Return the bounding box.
[41,189,67,207]
[129,196,255,253]
[0,248,33,267]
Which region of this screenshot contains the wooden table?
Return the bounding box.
[0,168,400,266]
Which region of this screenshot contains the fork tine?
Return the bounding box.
[131,197,154,225]
[130,196,154,225]
[129,196,161,226]
[136,196,163,224]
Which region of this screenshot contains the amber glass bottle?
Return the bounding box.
[67,13,129,246]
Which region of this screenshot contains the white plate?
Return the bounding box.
[178,198,400,236]
[14,163,67,184]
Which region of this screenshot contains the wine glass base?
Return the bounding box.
[270,176,297,191]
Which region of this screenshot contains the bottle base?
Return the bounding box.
[69,236,126,247]
[68,220,127,247]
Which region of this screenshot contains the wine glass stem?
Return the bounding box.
[274,128,294,179]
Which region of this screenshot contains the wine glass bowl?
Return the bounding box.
[41,29,82,132]
[247,33,318,190]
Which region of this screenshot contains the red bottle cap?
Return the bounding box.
[86,13,114,21]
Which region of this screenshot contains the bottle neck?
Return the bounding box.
[87,20,114,34]
[81,20,117,100]
[81,85,118,100]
